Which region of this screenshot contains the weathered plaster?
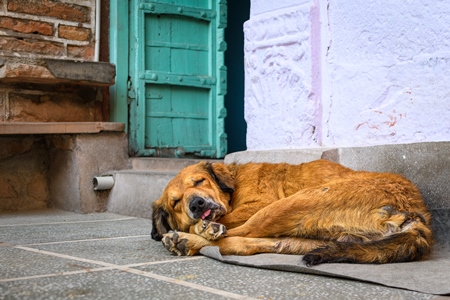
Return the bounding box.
[324,0,450,146]
[244,4,319,149]
[245,0,450,150]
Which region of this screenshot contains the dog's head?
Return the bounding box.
[151,162,235,241]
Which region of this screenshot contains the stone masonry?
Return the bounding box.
[0,0,125,212]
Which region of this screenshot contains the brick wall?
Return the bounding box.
[0,0,96,60]
[0,0,104,123]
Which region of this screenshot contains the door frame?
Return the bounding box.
[109,0,129,132]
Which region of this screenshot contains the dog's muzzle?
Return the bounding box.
[188,196,220,220]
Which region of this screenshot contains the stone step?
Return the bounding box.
[107,158,218,219]
[130,157,207,172]
[107,170,176,219]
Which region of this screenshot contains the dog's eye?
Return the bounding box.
[172,199,181,208]
[194,178,205,186]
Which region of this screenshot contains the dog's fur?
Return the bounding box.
[151,159,433,265]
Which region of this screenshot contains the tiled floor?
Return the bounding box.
[0,209,443,299]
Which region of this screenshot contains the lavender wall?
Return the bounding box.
[244,0,450,150]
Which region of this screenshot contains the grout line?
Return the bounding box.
[124,268,258,300]
[0,256,205,283]
[0,267,116,283]
[20,235,151,246]
[124,256,206,267]
[11,246,257,300]
[0,217,138,227]
[14,246,120,268]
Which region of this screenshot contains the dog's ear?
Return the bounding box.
[206,162,235,194]
[151,204,171,241]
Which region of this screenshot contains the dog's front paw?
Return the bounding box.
[162,231,188,256]
[161,231,204,256]
[193,220,227,241]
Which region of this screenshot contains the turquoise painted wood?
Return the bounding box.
[129,0,228,158]
[109,0,129,131]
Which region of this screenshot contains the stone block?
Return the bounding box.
[0,56,116,86]
[0,176,18,199]
[48,132,130,213]
[8,91,98,122]
[0,136,34,159]
[44,59,115,86]
[0,137,49,211]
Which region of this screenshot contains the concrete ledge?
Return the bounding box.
[224,149,328,165]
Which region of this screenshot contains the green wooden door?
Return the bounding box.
[129,0,227,158]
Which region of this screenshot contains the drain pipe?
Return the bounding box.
[93,175,114,191]
[94,0,101,61]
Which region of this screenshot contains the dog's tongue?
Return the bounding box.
[201,210,211,220]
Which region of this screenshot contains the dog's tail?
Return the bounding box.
[302,213,433,266]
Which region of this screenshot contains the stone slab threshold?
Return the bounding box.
[0,122,125,134]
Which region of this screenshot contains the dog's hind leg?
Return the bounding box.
[216,236,330,256]
[302,213,433,265]
[223,179,433,264]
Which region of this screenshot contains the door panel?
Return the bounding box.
[130,0,227,158]
[145,84,210,148]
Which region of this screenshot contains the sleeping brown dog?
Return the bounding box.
[151,159,433,265]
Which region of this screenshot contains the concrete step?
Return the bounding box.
[107,170,176,219]
[107,158,217,219]
[130,157,207,172]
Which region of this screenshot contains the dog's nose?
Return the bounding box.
[189,197,206,213]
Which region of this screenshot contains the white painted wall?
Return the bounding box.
[244,0,450,150]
